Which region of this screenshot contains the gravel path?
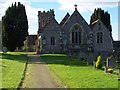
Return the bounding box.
[22,54,65,88]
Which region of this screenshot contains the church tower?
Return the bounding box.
[38,9,55,33]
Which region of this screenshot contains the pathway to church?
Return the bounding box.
[22,54,65,88]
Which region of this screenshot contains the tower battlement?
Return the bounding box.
[38,9,54,15]
[38,9,55,32]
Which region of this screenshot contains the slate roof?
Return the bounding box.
[62,8,92,32]
[60,13,70,27]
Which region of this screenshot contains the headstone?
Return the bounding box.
[2,47,7,53]
[87,52,95,65]
[106,55,115,68]
[104,55,116,73]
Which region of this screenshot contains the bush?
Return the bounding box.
[96,55,103,69]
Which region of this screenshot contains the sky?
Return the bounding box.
[0,0,119,40]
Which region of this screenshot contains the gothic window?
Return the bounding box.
[75,32,78,43]
[72,31,81,44]
[51,37,55,45]
[71,24,82,44]
[97,32,103,43]
[72,32,74,43]
[79,32,81,43]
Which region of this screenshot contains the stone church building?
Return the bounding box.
[36,5,113,62]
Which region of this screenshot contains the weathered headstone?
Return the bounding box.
[106,55,115,68]
[105,55,115,73]
[87,52,95,65]
[2,47,7,53]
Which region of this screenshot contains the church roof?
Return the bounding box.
[91,19,99,24]
[42,17,61,31]
[62,7,92,32]
[90,19,99,28]
[60,13,70,27]
[90,19,107,30]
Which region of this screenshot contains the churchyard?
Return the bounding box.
[1,1,120,89]
[1,52,120,88]
[41,54,118,88]
[1,52,28,88]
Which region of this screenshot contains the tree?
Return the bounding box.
[90,8,112,38]
[2,2,28,51]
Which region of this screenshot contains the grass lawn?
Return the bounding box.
[41,54,118,88]
[1,52,28,88]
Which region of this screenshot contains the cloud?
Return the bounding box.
[29,0,58,3]
[24,5,43,35]
[0,0,119,35]
[58,0,118,12]
[0,0,43,35]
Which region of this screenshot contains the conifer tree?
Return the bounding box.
[90,8,112,38]
[2,2,28,51]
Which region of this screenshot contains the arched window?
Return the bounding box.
[71,24,82,44]
[72,32,74,43]
[71,31,81,44]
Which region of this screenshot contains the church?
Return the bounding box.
[36,5,113,62]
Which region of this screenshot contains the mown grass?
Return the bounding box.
[41,54,118,88]
[2,52,28,88]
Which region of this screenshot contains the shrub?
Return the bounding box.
[96,55,103,69]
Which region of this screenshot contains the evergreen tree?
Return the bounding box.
[2,2,28,51]
[90,8,112,38]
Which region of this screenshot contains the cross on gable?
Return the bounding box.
[74,4,77,10]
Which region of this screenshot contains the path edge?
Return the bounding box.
[17,54,28,90]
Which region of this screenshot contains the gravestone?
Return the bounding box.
[2,47,7,53]
[105,55,115,73]
[106,56,115,68]
[87,52,95,65]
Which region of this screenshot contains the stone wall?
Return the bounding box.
[92,20,113,56]
[40,18,62,53]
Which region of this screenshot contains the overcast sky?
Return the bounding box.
[0,0,119,40]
